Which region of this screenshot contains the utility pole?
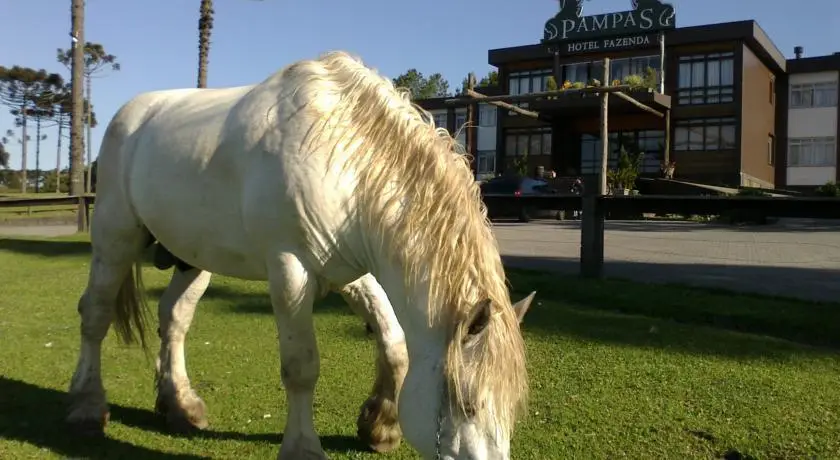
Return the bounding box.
[69,0,85,198]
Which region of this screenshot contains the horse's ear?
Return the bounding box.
[465,298,492,338]
[512,291,537,323]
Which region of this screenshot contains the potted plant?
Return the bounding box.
[606,147,644,195]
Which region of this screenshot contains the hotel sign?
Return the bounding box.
[543,0,676,43]
[555,33,657,56]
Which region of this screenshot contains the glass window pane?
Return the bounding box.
[688,126,704,150]
[678,62,692,88]
[691,62,705,87]
[720,58,734,86]
[674,127,689,150]
[529,134,541,157]
[505,135,516,156]
[704,125,720,150]
[721,125,736,149]
[517,135,529,156]
[706,60,720,87]
[542,133,552,155]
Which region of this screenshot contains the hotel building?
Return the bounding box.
[416,1,840,192]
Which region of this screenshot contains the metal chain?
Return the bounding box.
[433,373,447,460]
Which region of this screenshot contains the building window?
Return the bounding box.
[609,55,661,82]
[580,130,664,175]
[507,69,551,115]
[432,113,447,130]
[504,128,551,157]
[562,56,660,86]
[790,82,838,108]
[788,137,836,167]
[478,104,496,127]
[477,150,496,177]
[454,112,467,131]
[767,134,775,166]
[674,118,737,151]
[677,52,735,105]
[769,76,775,105]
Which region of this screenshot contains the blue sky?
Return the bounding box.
[2,0,839,170]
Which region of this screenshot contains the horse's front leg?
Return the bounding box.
[269,253,327,460]
[155,267,212,433]
[338,274,408,454]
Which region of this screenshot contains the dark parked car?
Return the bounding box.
[479,175,559,222]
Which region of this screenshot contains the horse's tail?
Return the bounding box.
[113,260,151,351]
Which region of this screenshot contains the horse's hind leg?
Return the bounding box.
[67,211,151,436]
[154,266,212,433]
[338,274,408,454]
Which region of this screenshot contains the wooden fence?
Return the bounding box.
[2,193,840,278]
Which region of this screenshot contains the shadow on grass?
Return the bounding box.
[506,267,840,354]
[146,284,354,317]
[0,377,367,459]
[0,236,91,257]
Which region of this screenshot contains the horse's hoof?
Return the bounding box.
[277,433,328,460]
[357,397,402,453]
[156,393,209,434]
[66,411,110,438]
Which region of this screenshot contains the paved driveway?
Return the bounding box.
[495,219,840,303]
[2,220,839,302]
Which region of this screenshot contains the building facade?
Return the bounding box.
[415,1,840,191]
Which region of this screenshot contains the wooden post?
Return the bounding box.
[581,57,610,279]
[76,196,88,232]
[664,108,671,165]
[599,58,610,196]
[580,191,605,278]
[659,32,666,94]
[467,72,476,173]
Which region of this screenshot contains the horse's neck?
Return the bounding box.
[367,250,447,360]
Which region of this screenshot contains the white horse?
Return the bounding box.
[67,51,536,459]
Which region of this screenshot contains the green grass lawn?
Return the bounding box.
[1,234,839,459]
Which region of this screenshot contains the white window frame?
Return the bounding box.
[788,137,836,167]
[790,81,838,109]
[476,150,497,177]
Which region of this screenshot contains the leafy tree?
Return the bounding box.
[0,136,9,168]
[58,42,119,192]
[0,66,63,192]
[392,69,451,99]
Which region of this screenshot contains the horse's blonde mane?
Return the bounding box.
[283,51,528,434]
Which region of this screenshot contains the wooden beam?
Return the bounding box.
[612,91,664,118]
[444,84,648,106]
[466,72,476,171]
[464,88,541,119]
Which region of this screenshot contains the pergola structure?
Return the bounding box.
[443,57,672,195]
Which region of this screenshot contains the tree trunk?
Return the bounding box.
[35,116,41,193]
[85,75,93,193]
[69,0,85,197]
[197,0,214,88]
[20,109,28,194]
[56,114,63,193]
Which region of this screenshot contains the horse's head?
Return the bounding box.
[397,291,536,459]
